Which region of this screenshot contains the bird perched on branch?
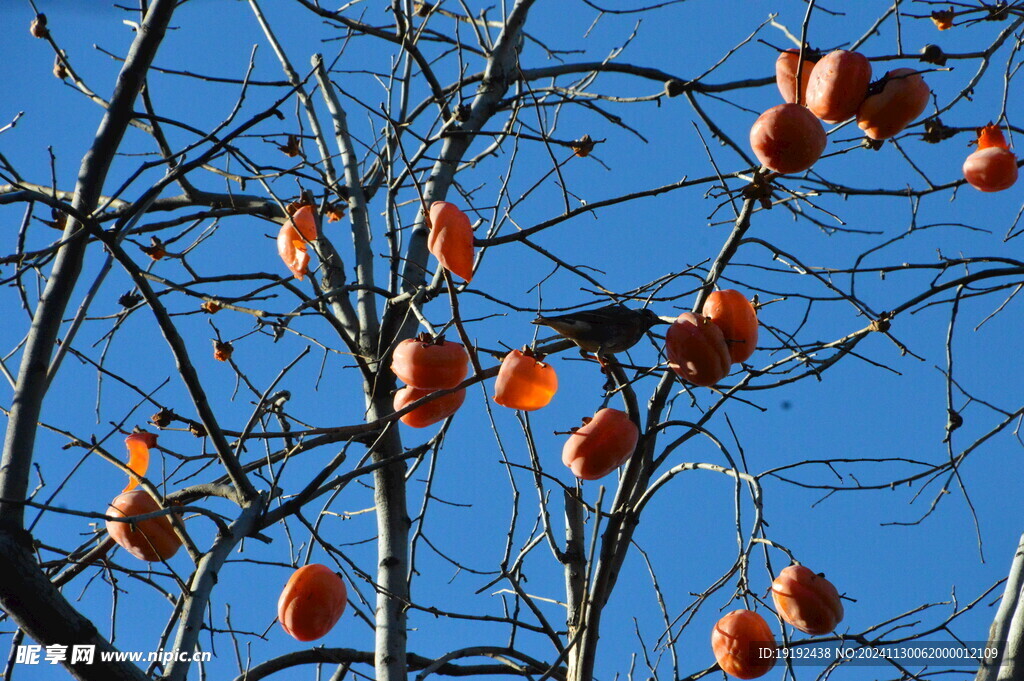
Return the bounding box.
[532,305,666,358]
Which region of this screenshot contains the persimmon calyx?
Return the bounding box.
[414,332,446,345]
[518,345,547,362]
[974,123,1010,150]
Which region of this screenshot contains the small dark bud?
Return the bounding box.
[919,44,947,66]
[151,408,172,427]
[118,291,142,308]
[30,14,49,38]
[664,79,686,97]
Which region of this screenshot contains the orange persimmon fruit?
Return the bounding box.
[393,386,467,428]
[771,564,845,635]
[702,290,758,364]
[750,103,827,174]
[277,205,318,280]
[665,312,732,387]
[277,564,348,642]
[711,610,777,679]
[427,202,475,282]
[105,490,181,562]
[493,349,558,411]
[775,48,818,104]
[122,431,157,493]
[391,333,469,390]
[562,408,639,481]
[805,50,873,124]
[963,124,1019,192]
[856,68,930,140]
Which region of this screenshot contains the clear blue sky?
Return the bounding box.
[1,1,1022,679]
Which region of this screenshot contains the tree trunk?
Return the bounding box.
[977,533,1024,681]
[0,2,176,679]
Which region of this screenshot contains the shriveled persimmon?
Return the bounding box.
[106,490,181,562]
[665,312,732,387]
[750,104,827,174]
[427,201,475,282]
[393,386,466,428]
[805,50,872,123]
[931,9,954,30]
[856,68,930,140]
[277,564,348,642]
[277,205,318,280]
[711,610,777,679]
[391,333,469,390]
[775,48,818,104]
[771,564,844,635]
[702,290,758,364]
[213,340,233,362]
[122,431,157,493]
[493,348,558,411]
[562,408,639,481]
[963,124,1018,192]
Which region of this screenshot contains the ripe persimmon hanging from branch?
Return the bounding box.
[277,205,318,280]
[121,431,157,493]
[427,201,475,283]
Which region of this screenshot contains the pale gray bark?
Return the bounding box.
[566,198,758,679]
[0,1,177,678]
[366,417,411,680]
[977,534,1024,681]
[164,498,265,681]
[367,4,537,679]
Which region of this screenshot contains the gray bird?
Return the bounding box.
[532,305,666,358]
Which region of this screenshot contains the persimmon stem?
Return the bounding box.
[794,0,817,107]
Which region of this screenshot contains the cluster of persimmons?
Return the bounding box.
[106,429,847,666]
[753,48,1017,192]
[100,36,1017,664]
[105,430,350,642]
[714,565,846,679]
[101,176,855,676]
[378,202,762,482]
[103,428,847,664]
